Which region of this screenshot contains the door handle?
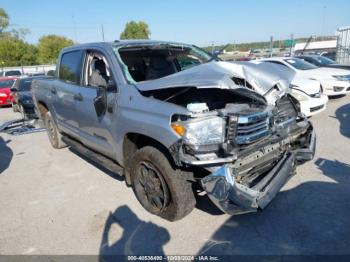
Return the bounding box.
[73,93,83,101]
[51,88,57,94]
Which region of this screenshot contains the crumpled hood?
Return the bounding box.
[135,62,237,91]
[135,61,295,96]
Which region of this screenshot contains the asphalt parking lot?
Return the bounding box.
[0,95,350,256]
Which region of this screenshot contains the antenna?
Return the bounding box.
[101,24,105,41]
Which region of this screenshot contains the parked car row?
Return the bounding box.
[0,75,51,120]
[0,69,55,77]
[244,55,350,117]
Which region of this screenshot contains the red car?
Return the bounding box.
[0,77,17,106]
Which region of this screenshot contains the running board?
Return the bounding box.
[61,136,124,177]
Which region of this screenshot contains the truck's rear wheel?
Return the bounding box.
[130,146,195,221]
[44,111,66,149]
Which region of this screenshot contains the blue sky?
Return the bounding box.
[1,0,349,46]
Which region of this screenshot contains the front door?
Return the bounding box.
[72,50,117,157]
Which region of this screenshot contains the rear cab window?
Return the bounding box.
[59,50,84,84]
[19,79,33,91]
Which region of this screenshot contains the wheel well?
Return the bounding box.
[37,101,49,119]
[123,133,178,185]
[123,133,171,163]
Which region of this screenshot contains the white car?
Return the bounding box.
[290,77,328,117]
[245,60,328,117]
[261,57,350,96]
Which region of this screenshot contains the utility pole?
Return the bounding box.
[321,5,326,37]
[269,36,273,57]
[71,12,78,43]
[289,33,294,56]
[101,24,105,41]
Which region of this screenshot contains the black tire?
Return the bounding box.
[130,146,196,221]
[44,111,66,149]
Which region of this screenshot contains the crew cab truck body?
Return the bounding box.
[32,41,315,221]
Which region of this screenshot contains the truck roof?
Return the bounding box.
[62,40,193,53]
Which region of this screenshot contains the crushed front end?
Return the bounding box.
[171,91,315,215]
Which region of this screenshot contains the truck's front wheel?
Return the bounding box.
[44,111,66,149]
[130,146,196,221]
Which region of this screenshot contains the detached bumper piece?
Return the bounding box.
[201,152,295,215]
[294,128,316,162]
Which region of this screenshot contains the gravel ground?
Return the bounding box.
[0,95,349,256]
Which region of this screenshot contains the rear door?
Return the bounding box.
[52,50,85,138]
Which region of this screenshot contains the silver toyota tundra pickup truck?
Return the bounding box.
[32,40,316,221]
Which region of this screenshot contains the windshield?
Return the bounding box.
[19,79,33,91]
[114,43,213,83]
[0,79,15,88]
[284,58,317,70]
[315,56,335,65]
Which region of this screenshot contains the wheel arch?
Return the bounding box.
[122,132,180,185]
[36,100,49,119]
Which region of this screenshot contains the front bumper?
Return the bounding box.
[322,80,349,96]
[298,94,328,117]
[200,127,316,215]
[293,126,316,162]
[0,97,12,106]
[201,152,296,214]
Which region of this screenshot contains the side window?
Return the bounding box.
[59,50,84,84]
[84,51,111,88]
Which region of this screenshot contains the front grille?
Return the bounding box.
[228,111,270,145]
[310,104,324,112]
[275,96,297,127]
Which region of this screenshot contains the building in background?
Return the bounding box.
[293,39,337,60]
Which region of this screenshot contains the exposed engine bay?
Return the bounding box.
[142,84,312,187]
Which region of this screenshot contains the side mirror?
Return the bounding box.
[10,88,17,92]
[93,87,107,117]
[106,79,117,92]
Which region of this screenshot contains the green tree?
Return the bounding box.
[0,36,37,66]
[0,8,9,34]
[0,8,29,40]
[37,35,74,64]
[120,21,150,40]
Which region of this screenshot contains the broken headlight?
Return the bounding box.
[172,116,225,146]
